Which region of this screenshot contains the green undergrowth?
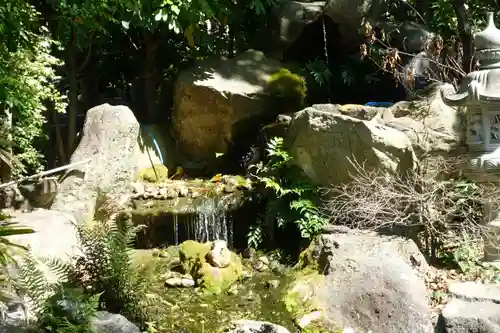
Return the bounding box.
[131,247,298,333]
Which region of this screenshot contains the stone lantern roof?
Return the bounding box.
[440,12,500,106]
[475,12,500,69]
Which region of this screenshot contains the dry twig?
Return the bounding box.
[322,156,500,258]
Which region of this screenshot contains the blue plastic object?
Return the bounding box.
[364,101,394,107]
[141,124,164,164]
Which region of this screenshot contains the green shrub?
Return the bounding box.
[266,68,307,113]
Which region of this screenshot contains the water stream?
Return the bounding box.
[172,197,234,246]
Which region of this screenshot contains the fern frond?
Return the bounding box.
[17,254,51,315]
[44,257,73,281]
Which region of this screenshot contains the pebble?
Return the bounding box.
[265,280,280,289]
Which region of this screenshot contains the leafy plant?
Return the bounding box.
[304,58,331,87]
[17,213,148,331]
[18,254,99,333]
[248,137,327,248]
[0,212,35,320]
[72,214,148,326]
[0,0,66,174]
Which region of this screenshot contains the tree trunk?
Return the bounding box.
[454,0,473,73]
[66,41,78,157]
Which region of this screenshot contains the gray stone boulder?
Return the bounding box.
[272,0,387,54]
[91,311,141,333]
[285,106,417,186]
[377,83,465,156]
[5,209,80,265]
[1,210,81,324]
[437,282,500,333]
[51,104,143,223]
[225,320,291,333]
[288,230,432,333]
[172,50,281,163]
[0,311,139,333]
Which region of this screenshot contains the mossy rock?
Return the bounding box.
[179,240,243,294]
[136,164,169,183]
[266,68,307,113]
[283,244,341,332]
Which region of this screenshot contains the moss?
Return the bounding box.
[283,243,341,333]
[296,241,319,271]
[136,164,169,183]
[179,240,211,273]
[283,270,323,318]
[197,252,243,294]
[267,68,307,113]
[233,175,252,189]
[178,240,243,295]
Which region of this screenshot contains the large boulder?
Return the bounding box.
[273,0,387,55]
[377,83,465,156]
[51,104,143,223]
[437,282,500,333]
[91,311,141,333]
[285,230,432,332]
[6,209,80,264]
[172,50,281,163]
[285,106,417,186]
[2,209,81,323]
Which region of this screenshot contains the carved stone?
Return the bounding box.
[440,12,500,263]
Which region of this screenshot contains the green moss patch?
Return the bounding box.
[136,164,170,183]
[266,68,307,113]
[179,240,243,294]
[282,244,341,333]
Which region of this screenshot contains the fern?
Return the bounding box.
[304,58,331,87]
[15,212,148,331]
[40,287,100,333]
[17,254,51,315]
[72,214,147,326]
[248,137,328,247]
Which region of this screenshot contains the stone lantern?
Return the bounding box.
[440,11,500,263]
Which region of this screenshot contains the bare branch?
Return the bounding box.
[322,156,500,257]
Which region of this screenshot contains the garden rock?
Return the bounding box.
[91,311,141,333]
[51,104,142,223]
[437,282,500,333]
[5,209,80,267]
[286,106,417,186]
[225,319,291,333]
[178,240,243,294]
[206,240,232,268]
[274,0,386,54]
[172,50,281,162]
[378,83,465,156]
[289,230,432,333]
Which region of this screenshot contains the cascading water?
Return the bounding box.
[321,14,331,103]
[171,196,234,246]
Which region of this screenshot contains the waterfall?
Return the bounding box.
[321,14,331,103]
[171,196,234,246]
